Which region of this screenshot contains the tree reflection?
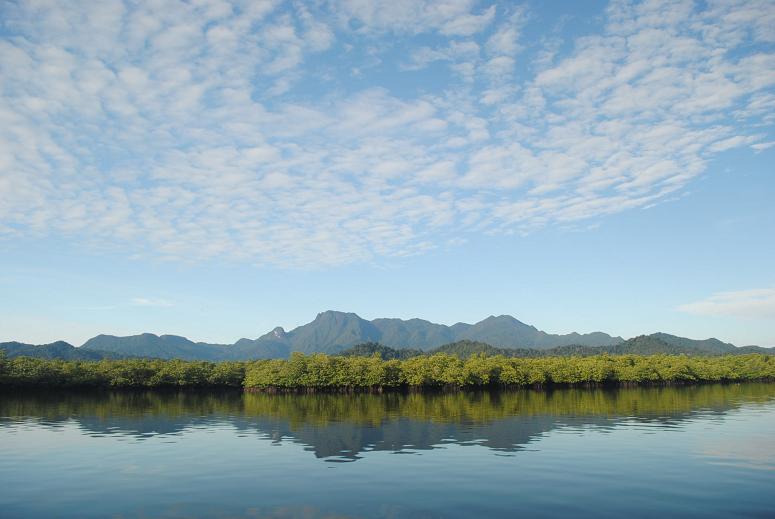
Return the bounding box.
[1,384,773,461]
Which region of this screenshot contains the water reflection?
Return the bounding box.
[2,384,773,462]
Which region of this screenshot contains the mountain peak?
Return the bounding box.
[49,340,75,348]
[256,326,290,342]
[316,310,361,319]
[481,314,528,325]
[477,314,535,330]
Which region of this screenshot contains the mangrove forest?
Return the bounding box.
[1,351,773,390]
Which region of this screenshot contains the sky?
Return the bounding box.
[0,0,774,347]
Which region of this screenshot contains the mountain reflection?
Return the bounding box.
[2,384,773,462]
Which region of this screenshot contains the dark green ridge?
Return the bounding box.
[0,341,123,360]
[339,336,774,360]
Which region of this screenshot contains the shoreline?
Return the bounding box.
[2,379,775,394]
[244,378,775,393]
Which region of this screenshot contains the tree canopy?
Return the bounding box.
[1,352,772,390]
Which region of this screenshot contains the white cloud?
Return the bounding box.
[404,40,481,71]
[482,55,515,78]
[131,298,175,308]
[751,140,775,151]
[0,0,772,267]
[336,0,494,35]
[485,7,526,57]
[440,5,496,36]
[678,288,775,320]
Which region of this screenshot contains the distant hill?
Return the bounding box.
[370,318,455,349]
[0,341,119,360]
[339,342,423,360]
[229,328,292,359]
[81,334,231,361]
[3,311,772,361]
[736,345,775,354]
[452,315,623,349]
[429,341,524,358]
[340,340,612,359]
[287,311,382,354]
[339,341,529,360]
[340,335,775,360]
[647,333,736,354]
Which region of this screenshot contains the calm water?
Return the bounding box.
[1,385,774,518]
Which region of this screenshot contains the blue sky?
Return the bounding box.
[0,0,773,347]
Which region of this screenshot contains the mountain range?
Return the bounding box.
[2,310,771,360]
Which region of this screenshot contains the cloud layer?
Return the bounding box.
[679,288,775,320]
[131,297,174,308]
[0,0,773,266]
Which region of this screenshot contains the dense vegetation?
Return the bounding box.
[0,353,247,388]
[243,352,775,390]
[340,342,423,359]
[342,338,775,359]
[2,350,772,390]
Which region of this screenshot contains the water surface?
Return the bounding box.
[1,384,774,518]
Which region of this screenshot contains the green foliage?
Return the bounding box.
[242,353,775,390]
[340,337,775,360]
[339,342,423,360]
[0,358,247,388]
[1,353,772,389]
[243,353,402,389]
[429,341,519,358]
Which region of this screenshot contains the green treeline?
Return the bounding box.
[0,355,246,388]
[244,352,775,389]
[1,351,773,389]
